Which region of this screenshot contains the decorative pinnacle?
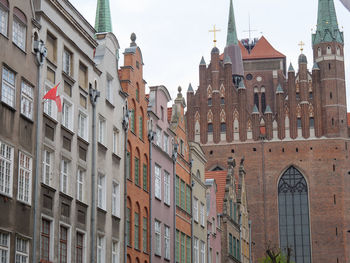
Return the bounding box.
[252,105,259,114]
[312,62,320,70]
[264,105,272,114]
[200,56,206,66]
[288,63,295,72]
[130,33,137,47]
[187,83,194,93]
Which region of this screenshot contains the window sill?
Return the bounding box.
[61,71,75,85]
[112,214,121,221]
[97,206,107,214]
[77,136,89,146]
[41,183,56,192]
[75,199,88,208]
[1,101,16,112]
[155,253,161,258]
[46,58,57,69]
[0,192,13,201]
[43,112,58,125]
[97,141,108,152]
[155,196,162,202]
[12,42,26,55]
[0,32,9,40]
[164,257,170,262]
[20,113,34,123]
[112,152,121,161]
[106,99,115,108]
[61,124,74,136]
[17,199,32,207]
[164,202,171,208]
[59,191,73,201]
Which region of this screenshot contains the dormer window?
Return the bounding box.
[327,46,332,55]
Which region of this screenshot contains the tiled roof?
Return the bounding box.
[219,36,285,61]
[347,113,350,127]
[205,171,227,213]
[167,107,172,123]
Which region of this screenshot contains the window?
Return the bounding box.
[261,92,266,113]
[0,232,9,263]
[278,166,311,263]
[142,163,147,191]
[62,99,73,131]
[130,109,135,133]
[113,130,119,154]
[63,49,72,76]
[164,171,170,205]
[77,169,84,202]
[46,32,57,62]
[134,211,139,249]
[216,252,219,263]
[59,225,68,263]
[135,157,140,186]
[176,230,180,262]
[193,198,199,222]
[161,106,164,121]
[126,207,131,246]
[180,180,185,209]
[181,233,185,263]
[208,123,213,133]
[155,165,161,199]
[156,127,161,147]
[208,98,212,106]
[220,123,226,133]
[12,14,26,50]
[41,219,51,261]
[126,152,130,180]
[200,241,205,263]
[106,77,113,103]
[186,185,191,214]
[21,81,33,119]
[233,237,236,258]
[78,63,87,89]
[97,235,105,263]
[254,92,259,110]
[136,86,139,102]
[17,152,32,204]
[78,112,88,140]
[175,176,180,206]
[186,236,191,263]
[112,182,120,217]
[0,3,8,36]
[60,160,69,194]
[44,84,57,119]
[164,226,170,259]
[229,234,233,255]
[98,117,106,145]
[297,118,302,128]
[163,134,169,153]
[1,67,15,107]
[200,203,205,226]
[180,140,184,155]
[310,117,315,128]
[155,221,161,256]
[221,97,225,105]
[112,241,119,263]
[97,174,106,209]
[76,232,84,263]
[143,216,148,252]
[42,150,51,185]
[194,238,199,263]
[139,116,143,139]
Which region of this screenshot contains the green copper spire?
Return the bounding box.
[226,0,239,46]
[312,0,343,45]
[95,0,112,33]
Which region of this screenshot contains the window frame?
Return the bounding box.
[98,116,106,145]
[59,224,71,263]
[154,220,161,256]
[1,66,16,108]
[60,159,69,194]
[12,15,26,51]
[0,231,10,263]
[78,111,88,141]
[17,151,32,204]
[0,3,9,37]
[0,140,14,197]
[43,82,58,120]
[20,81,34,119]
[76,168,84,202]
[97,174,106,210]
[164,225,170,260]
[62,98,74,131]
[63,48,72,76]
[76,231,85,263]
[97,235,105,263]
[106,77,113,104]
[164,171,170,205]
[112,182,120,218]
[155,164,161,200]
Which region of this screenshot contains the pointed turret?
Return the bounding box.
[252,105,259,114]
[226,0,238,46]
[95,0,112,33]
[288,63,295,72]
[187,83,194,93]
[312,62,320,70]
[200,56,206,66]
[264,105,272,114]
[223,0,244,83]
[276,84,284,94]
[312,0,343,45]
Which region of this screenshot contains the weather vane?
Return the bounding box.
[298,41,305,53]
[209,25,221,47]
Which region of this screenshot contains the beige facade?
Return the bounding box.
[189,141,208,263]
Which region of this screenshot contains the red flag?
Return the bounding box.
[43,82,62,112]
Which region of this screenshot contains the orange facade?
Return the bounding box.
[170,89,192,262]
[120,36,150,263]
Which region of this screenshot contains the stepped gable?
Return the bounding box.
[205,170,238,213]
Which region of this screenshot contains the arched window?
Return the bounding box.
[13,7,27,51]
[142,207,148,253]
[254,92,259,110]
[327,46,332,54]
[126,197,132,247]
[261,92,266,113]
[278,167,311,263]
[134,202,141,250]
[317,47,321,57]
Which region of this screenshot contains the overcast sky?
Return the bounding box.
[70,0,350,111]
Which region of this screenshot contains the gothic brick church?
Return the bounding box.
[186,0,350,262]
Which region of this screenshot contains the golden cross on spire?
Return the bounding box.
[298,41,305,53]
[209,25,221,47]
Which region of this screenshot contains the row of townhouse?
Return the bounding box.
[0,0,252,263]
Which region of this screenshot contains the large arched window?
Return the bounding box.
[278,166,311,263]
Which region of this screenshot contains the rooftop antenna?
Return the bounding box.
[242,13,258,53]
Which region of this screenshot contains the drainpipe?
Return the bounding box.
[147,118,155,262]
[249,220,252,263]
[239,213,242,262]
[189,159,194,263]
[122,106,130,263]
[172,142,178,262]
[32,40,47,263]
[89,84,100,263]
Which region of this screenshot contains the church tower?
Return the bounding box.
[95,0,113,33]
[312,0,347,137]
